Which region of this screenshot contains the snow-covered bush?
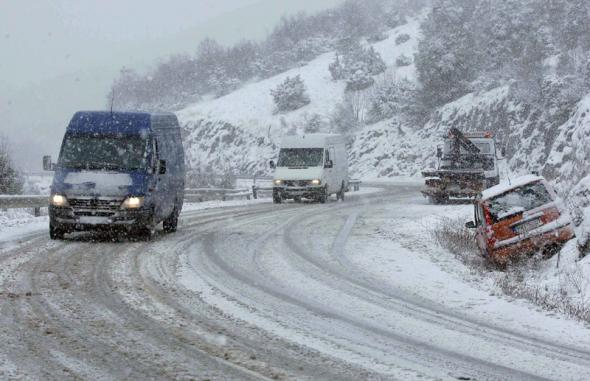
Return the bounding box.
[329,42,386,88]
[346,68,375,92]
[395,33,411,45]
[0,139,23,195]
[270,75,311,113]
[395,54,412,67]
[303,113,325,133]
[569,177,590,254]
[367,77,419,123]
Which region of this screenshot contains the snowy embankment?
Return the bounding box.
[176,13,425,177]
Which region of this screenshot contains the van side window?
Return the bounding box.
[151,138,159,172]
[324,149,330,164]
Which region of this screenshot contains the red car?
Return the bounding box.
[466,175,575,266]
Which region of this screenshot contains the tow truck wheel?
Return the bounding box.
[49,223,65,240]
[273,193,282,204]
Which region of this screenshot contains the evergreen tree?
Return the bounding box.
[415,0,478,108]
[0,141,23,195]
[270,75,311,113]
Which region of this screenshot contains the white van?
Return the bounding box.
[270,134,349,204]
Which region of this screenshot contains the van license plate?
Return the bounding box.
[514,219,542,235]
[79,216,110,225]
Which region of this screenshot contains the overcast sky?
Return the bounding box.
[0,0,343,170]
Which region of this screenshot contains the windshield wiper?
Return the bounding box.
[87,162,125,171]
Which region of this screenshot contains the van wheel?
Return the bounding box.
[337,182,345,201]
[319,187,328,204]
[163,206,179,233]
[138,213,156,241]
[139,224,156,241]
[49,222,65,240]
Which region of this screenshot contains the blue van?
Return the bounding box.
[48,111,185,240]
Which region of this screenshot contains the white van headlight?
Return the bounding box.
[50,194,69,207]
[121,196,144,209]
[311,179,321,185]
[273,179,283,186]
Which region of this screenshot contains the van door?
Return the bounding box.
[154,135,174,220]
[325,146,336,194]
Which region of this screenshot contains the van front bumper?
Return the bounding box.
[273,186,324,199]
[49,205,153,231]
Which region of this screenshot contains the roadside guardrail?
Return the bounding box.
[0,195,48,216]
[0,178,362,215]
[252,179,362,199]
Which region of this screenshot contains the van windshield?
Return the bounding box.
[59,134,148,171]
[486,181,553,222]
[277,148,323,168]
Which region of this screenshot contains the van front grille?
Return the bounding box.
[69,197,122,216]
[284,180,311,187]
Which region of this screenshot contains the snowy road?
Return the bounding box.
[1,184,590,380]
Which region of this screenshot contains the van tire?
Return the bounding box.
[49,223,65,240]
[337,182,345,201]
[273,194,282,204]
[319,187,328,204]
[138,212,156,241]
[163,206,179,233]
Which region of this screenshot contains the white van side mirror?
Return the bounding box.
[269,160,276,169]
[324,160,333,169]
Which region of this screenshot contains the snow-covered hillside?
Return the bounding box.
[176,13,424,176]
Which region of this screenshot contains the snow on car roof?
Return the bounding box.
[481,175,545,201]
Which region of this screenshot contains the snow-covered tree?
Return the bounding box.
[0,139,23,195]
[395,33,411,45]
[303,113,324,133]
[270,75,311,113]
[415,0,478,108]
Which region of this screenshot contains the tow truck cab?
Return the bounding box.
[48,111,185,240]
[440,131,500,187]
[466,175,575,265]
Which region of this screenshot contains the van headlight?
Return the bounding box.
[273,179,283,186]
[50,194,69,207]
[311,179,321,185]
[121,196,144,209]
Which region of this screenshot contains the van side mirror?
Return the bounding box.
[465,221,476,229]
[159,159,167,174]
[436,147,443,159]
[269,160,276,169]
[324,160,333,169]
[501,147,506,158]
[43,155,54,171]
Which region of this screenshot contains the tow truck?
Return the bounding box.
[421,128,502,204]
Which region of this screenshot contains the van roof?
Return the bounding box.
[280,134,345,149]
[480,175,544,201]
[66,111,177,135]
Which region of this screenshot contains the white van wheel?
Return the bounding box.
[337,182,345,201]
[319,187,328,204]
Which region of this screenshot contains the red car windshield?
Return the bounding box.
[486,181,553,222]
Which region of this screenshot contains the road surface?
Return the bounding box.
[1,184,590,380]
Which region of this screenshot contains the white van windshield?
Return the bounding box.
[277,148,323,168]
